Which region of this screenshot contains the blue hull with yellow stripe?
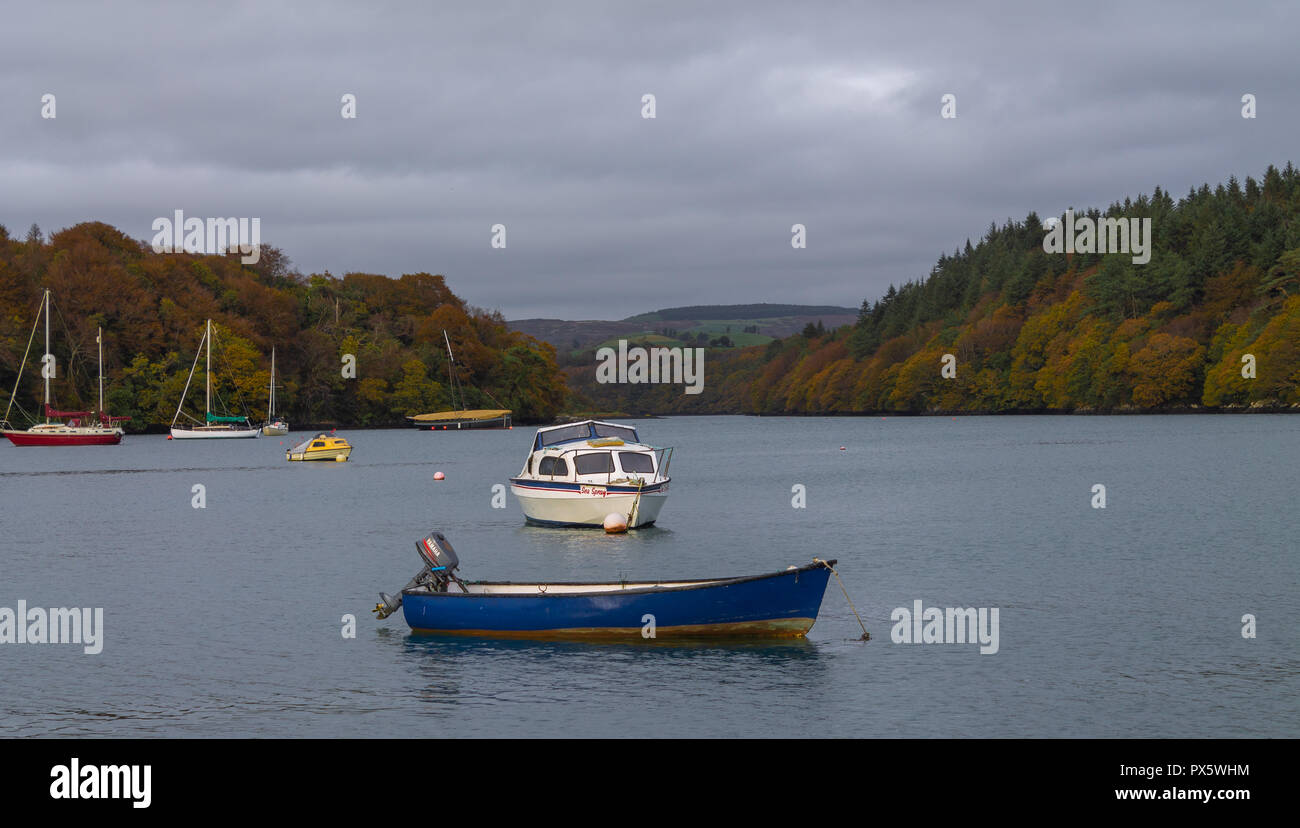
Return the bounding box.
[401,561,835,640]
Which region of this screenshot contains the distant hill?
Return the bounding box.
[626,303,857,322]
[509,303,859,351]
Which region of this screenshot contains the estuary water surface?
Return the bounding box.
[0,415,1296,737]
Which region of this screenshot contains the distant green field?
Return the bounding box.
[682,319,779,343]
[576,327,773,358]
[679,326,772,347]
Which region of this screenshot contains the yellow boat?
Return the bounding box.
[406,408,511,430]
[287,432,352,462]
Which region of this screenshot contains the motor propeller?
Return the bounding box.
[373,591,402,619]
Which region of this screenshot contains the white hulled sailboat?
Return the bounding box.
[169,319,260,439]
[262,346,288,435]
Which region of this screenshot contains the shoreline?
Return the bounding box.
[103,405,1300,434]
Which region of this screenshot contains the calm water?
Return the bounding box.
[0,415,1296,737]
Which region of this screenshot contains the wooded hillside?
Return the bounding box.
[568,163,1300,414]
[0,223,569,429]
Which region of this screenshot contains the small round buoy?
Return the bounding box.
[433,471,445,480]
[603,512,628,533]
[167,435,173,440]
[335,454,346,462]
[839,446,846,451]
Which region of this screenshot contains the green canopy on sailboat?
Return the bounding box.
[206,412,248,423]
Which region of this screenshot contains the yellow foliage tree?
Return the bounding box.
[1128,333,1205,406]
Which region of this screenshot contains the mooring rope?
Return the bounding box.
[629,476,645,525]
[814,557,870,640]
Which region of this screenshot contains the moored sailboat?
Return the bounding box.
[405,330,511,430]
[169,319,260,439]
[1,290,128,446]
[262,346,288,435]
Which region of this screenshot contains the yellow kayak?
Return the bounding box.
[287,433,352,462]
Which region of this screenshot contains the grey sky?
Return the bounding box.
[2,1,1296,320]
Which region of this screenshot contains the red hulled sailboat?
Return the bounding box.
[1,290,129,446]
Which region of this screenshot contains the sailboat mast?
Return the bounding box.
[205,319,211,418]
[97,327,104,414]
[443,329,461,411]
[268,347,275,418]
[43,289,50,421]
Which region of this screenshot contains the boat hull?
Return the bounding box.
[510,479,668,528]
[287,446,351,461]
[262,424,289,436]
[410,417,511,430]
[169,427,260,439]
[401,562,832,639]
[3,429,123,446]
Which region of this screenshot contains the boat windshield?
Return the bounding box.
[537,421,640,448]
[290,434,327,452]
[538,423,590,447]
[592,423,638,442]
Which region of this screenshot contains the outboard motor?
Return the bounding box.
[415,531,459,579]
[374,530,466,619]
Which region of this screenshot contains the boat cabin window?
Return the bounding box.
[574,452,614,475]
[593,423,638,442]
[312,441,326,448]
[617,452,654,474]
[538,456,570,477]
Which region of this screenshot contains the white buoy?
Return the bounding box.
[603,512,628,533]
[433,471,445,480]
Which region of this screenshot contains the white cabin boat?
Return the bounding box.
[509,420,672,528]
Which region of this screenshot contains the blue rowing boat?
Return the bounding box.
[374,530,836,640]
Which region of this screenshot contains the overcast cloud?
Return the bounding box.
[1,1,1296,319]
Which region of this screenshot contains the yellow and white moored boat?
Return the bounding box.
[287,432,352,462]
